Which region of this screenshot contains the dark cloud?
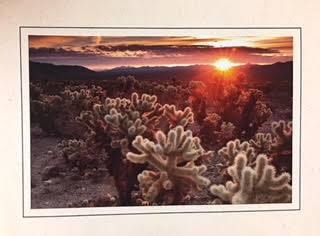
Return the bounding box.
[29,35,225,47]
[29,47,83,57]
[30,44,278,60]
[94,44,278,53]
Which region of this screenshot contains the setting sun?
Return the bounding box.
[214,58,235,71]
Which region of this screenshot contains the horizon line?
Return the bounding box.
[29,60,293,72]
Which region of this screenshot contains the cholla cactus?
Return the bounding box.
[30,82,42,100]
[248,120,292,174]
[249,120,292,154]
[75,109,110,150]
[105,107,146,156]
[105,108,146,137]
[163,104,194,128]
[127,126,212,203]
[218,139,255,166]
[271,120,292,151]
[154,84,166,94]
[58,139,101,170]
[165,85,178,95]
[210,153,292,204]
[249,133,273,154]
[219,122,236,141]
[213,86,272,138]
[103,93,163,152]
[89,85,106,99]
[270,120,293,174]
[188,80,206,94]
[199,113,222,147]
[77,92,200,205]
[116,75,140,91]
[254,101,273,124]
[59,139,87,158]
[61,89,94,114]
[30,95,63,133]
[203,113,222,129]
[188,80,208,123]
[129,93,162,117]
[77,93,164,205]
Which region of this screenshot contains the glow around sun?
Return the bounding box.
[214,58,235,71]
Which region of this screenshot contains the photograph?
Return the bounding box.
[25,30,296,211]
[5,0,320,235]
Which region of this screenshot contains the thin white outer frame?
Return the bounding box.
[20,27,301,217]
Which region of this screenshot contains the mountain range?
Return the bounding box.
[29,61,293,82]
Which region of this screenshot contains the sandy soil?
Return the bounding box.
[31,136,118,208]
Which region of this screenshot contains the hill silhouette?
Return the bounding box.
[29,61,293,82]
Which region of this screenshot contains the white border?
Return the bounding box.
[20,27,301,217]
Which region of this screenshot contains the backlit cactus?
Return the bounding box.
[271,120,292,151]
[163,104,194,128]
[127,126,212,203]
[249,133,273,154]
[218,139,255,166]
[210,153,292,204]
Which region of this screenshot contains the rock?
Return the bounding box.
[41,187,51,194]
[71,167,79,173]
[69,173,81,181]
[41,166,61,181]
[43,179,53,185]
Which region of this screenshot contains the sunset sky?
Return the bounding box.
[29,36,293,71]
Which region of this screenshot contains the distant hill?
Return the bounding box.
[29,61,293,82]
[235,61,293,82]
[30,61,97,80]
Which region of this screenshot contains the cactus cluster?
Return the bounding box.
[74,91,200,204]
[30,95,64,133]
[271,120,292,151]
[102,93,163,154]
[249,120,293,173]
[30,75,292,207]
[208,84,272,138]
[163,104,194,128]
[127,126,212,203]
[151,83,189,106]
[58,139,106,172]
[199,113,237,149]
[249,133,273,154]
[210,153,292,204]
[218,139,256,166]
[249,120,292,154]
[116,75,141,92]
